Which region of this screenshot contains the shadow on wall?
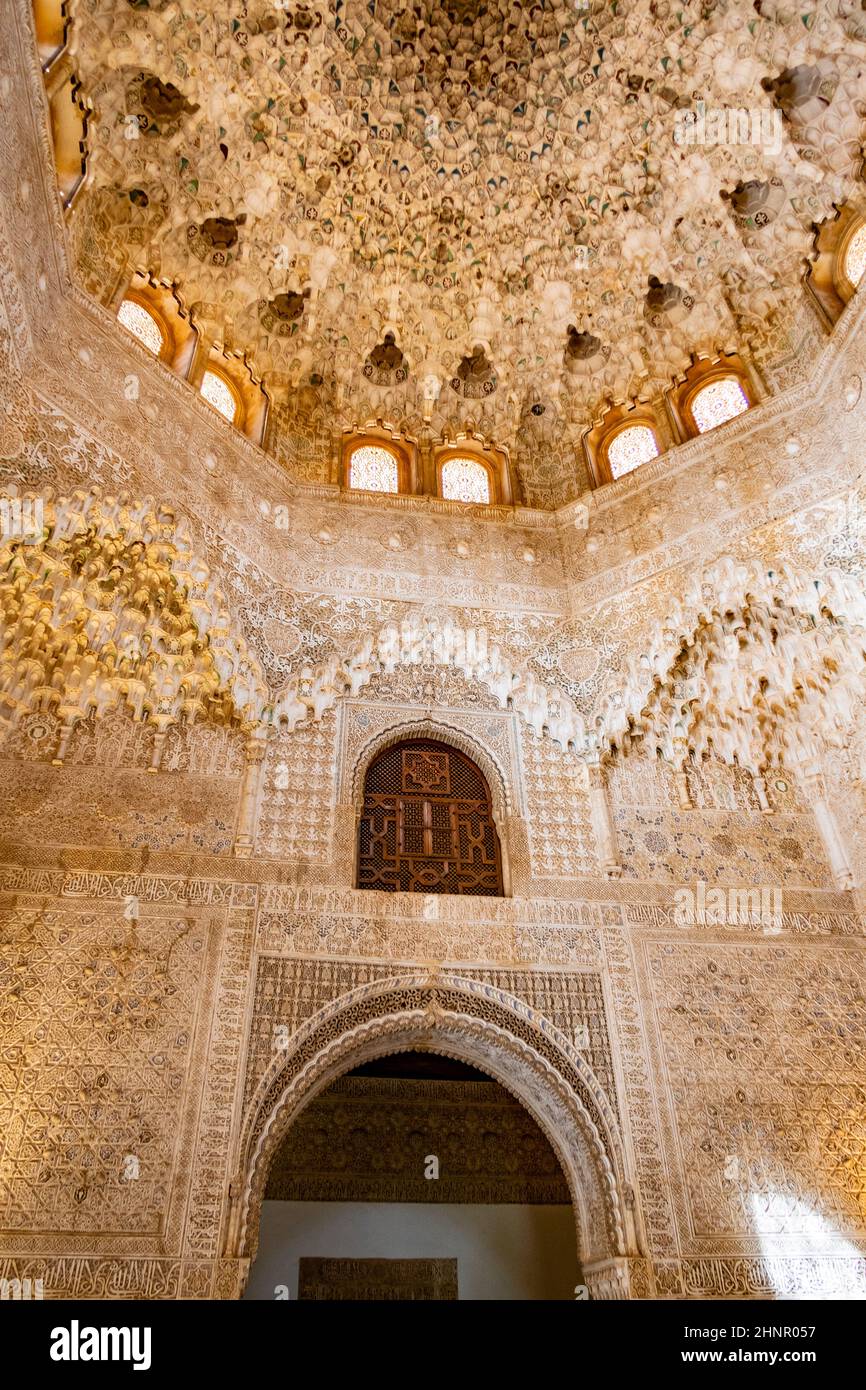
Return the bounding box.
[244,1200,580,1301]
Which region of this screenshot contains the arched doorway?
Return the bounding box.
[356,737,504,895]
[244,1051,580,1300]
[224,972,647,1299]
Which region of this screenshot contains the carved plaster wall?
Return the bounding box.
[0,0,864,1303]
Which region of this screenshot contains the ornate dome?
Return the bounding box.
[69,0,865,496]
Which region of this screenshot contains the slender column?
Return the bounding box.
[662,385,686,444]
[586,760,622,879]
[186,335,210,388]
[652,397,677,453]
[501,813,530,897]
[233,735,268,857]
[147,728,168,774]
[332,802,357,886]
[171,324,198,380]
[802,767,855,890]
[51,715,79,767]
[672,738,692,809]
[418,436,435,497]
[751,769,772,813]
[743,352,768,404]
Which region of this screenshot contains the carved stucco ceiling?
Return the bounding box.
[71,0,865,461]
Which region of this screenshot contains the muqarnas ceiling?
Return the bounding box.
[68,0,865,489]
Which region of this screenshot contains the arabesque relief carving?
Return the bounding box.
[0,0,864,1305]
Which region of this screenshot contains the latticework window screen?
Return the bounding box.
[357,739,503,896]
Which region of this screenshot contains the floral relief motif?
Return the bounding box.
[0,0,865,1303]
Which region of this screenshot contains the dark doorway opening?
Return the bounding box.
[245,1051,580,1300]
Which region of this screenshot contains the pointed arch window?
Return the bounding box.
[357,738,503,895]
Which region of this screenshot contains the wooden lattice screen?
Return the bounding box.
[357,739,504,896]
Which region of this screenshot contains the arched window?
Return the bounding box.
[357,738,503,896]
[117,298,165,356]
[689,377,750,433]
[440,456,491,504]
[843,222,866,291]
[606,425,659,480]
[200,369,239,423]
[348,444,400,494]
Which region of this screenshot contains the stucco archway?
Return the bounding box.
[224,972,649,1300]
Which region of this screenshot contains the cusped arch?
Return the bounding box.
[271,609,589,754]
[225,972,643,1296]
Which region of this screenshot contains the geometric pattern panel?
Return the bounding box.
[0,712,244,855]
[264,1075,571,1204]
[298,1256,458,1301]
[256,712,337,862]
[645,940,866,1249]
[614,805,831,888]
[243,956,616,1123]
[0,760,241,855]
[0,904,209,1235]
[521,727,595,878]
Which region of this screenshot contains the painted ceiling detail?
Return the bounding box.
[69,1,864,498]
